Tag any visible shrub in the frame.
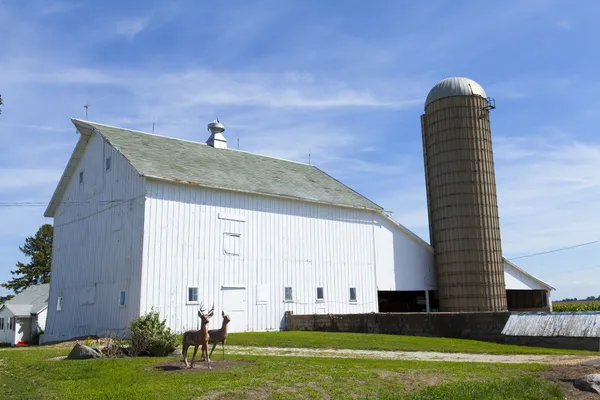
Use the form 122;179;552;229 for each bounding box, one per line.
30;330;43;346
128;309;178;357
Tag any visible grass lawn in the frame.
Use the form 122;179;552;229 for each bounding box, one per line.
0;346;564;400
225;331;597;355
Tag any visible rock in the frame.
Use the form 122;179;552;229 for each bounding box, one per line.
167;348;183;357
573;374;600;394
66;343;102;360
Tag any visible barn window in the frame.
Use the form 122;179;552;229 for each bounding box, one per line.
0;317;4;330
79;171;84;184
187;287;198;304
119;291;126;307
316;287;325;301
223;233;241;256
349;287;357;302
57;296;63;311
105;156;112;171
8;317;14;331
284;287;293;302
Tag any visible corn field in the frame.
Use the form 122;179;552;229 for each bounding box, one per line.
552;301;600;312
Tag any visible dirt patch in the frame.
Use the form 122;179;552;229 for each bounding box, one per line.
194;388;270;400
540;364;600;399
47;356;67;361
153;359;254;373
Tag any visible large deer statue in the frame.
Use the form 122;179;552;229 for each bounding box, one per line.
182;303;214;369
207;311;231;360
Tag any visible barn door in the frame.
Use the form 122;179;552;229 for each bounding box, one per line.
221;286;247;333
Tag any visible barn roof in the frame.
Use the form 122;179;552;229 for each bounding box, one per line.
0;284;49;317
44;119;382;217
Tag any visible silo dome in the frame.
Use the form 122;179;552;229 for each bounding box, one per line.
425;77;487;108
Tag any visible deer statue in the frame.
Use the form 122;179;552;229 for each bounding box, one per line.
182;302;214;369
206;311;231;360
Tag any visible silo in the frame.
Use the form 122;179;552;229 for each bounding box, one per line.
421;77;507;312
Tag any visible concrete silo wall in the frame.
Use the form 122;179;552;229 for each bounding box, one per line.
422;95;507;312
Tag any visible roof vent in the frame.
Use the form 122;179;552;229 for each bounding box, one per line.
206;119;227;149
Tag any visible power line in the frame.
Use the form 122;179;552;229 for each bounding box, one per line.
509;239;600;260
0;199;143;207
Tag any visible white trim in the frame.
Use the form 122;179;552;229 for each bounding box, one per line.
147;175;382;213
377;211;434;253
503;258;555;291
316;287;325;302
44;128;93;217
221;285;246;289
349;287;357;303
283;286;293;302
186;286;199;305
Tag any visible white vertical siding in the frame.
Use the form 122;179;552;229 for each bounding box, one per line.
503;261;549;290
43;132;146;342
0;308;14;344
374;215;437;291
140;181;379;333
36;308;48;333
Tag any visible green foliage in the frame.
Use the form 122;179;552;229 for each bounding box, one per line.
84;337;96;347
553;301;600;312
30;330;43;346
128;309;178;357
0;294;15;304
2;224;53;294
100;333;126;358
226;331;597;355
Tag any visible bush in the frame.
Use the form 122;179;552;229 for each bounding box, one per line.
30;330;43;345
128;309;178;357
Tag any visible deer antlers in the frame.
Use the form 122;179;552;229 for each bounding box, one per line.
198;302;215;317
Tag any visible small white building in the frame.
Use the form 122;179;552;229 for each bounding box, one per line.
0;284;49;345
41;119;553;342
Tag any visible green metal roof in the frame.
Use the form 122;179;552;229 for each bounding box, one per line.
70;119;382;211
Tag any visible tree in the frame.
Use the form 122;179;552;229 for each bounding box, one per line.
0;294;14;304
1;224;53;294
0;94;3;114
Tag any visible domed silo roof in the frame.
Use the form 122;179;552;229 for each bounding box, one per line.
425;77;487;108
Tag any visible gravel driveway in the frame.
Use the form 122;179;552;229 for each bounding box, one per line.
225;345;600;365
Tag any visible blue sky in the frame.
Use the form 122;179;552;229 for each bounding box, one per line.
1;0;599;301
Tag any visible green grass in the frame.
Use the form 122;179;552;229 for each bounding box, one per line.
0;346;563;400
225;331;597;355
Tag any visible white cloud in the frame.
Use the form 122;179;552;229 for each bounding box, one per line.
557;21;572;31
0;169;64;191
114;17;149;39
374;132;600;259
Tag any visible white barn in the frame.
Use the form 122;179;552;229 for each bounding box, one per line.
41;119;553;342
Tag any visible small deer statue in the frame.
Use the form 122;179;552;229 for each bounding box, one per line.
207;311;231;360
182;302;214;369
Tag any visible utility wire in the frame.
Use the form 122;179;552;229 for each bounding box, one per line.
508;239;600;260
0;199;143;207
